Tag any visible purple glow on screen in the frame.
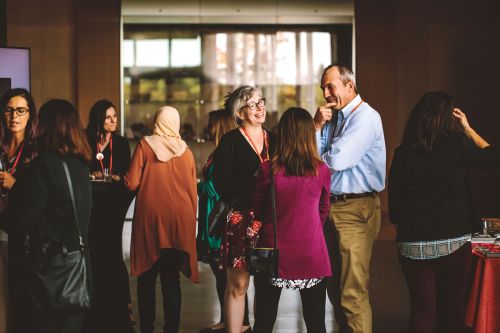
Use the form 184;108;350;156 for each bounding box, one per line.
0;48;30;91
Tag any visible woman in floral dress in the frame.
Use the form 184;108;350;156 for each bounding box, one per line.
213;86;275;333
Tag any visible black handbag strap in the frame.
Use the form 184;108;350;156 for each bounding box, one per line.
61;159;84;247
270;169;278;251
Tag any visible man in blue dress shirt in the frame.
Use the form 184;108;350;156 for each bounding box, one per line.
314;63;386;333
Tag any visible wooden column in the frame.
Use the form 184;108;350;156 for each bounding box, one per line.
0;0;6;47
76;0;121;127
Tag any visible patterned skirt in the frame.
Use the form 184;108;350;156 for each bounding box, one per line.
219;209;262;271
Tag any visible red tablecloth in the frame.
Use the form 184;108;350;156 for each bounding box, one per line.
466;251;500;333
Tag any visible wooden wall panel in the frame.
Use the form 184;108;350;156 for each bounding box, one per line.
6;0;120;127
76;0;121;127
357;0;500;219
0;0;6;46
355;0;397;220
6;0;76;107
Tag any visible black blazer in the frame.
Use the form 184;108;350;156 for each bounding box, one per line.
89;133;131;178
388;135;500;242
213;128;275;211
0;153;92;253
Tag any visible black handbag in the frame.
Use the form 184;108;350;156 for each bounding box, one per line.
21;159;91;317
248;171;279;278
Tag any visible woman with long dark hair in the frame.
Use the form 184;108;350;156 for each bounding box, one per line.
0;99;92;332
252;107;331;333
87;99;131;182
0;88;38;331
84;99;134;332
388;91;500;333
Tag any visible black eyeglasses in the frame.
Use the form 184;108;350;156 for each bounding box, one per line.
242;98;266;111
3;107;29;116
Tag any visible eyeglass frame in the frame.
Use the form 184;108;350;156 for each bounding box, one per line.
2;107;30;116
240;98;266;111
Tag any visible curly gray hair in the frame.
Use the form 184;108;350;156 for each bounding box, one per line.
224;85;262;126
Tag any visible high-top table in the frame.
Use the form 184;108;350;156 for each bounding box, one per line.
465;244;500;333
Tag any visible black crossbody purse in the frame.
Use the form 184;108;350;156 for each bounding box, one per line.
248;170;279;278
21;159;91;316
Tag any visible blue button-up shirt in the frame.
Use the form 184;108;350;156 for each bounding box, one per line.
316;94;386;195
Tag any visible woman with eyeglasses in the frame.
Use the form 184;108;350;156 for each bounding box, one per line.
0;88;38;332
84;100;134;332
213;86;275;333
0;99;92;333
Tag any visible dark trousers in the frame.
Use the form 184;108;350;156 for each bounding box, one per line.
137;249;184;333
323;219;349;332
399;243;472;333
208;259;250;325
253;275;327;333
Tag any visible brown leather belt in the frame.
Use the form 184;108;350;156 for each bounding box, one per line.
330;191;377;203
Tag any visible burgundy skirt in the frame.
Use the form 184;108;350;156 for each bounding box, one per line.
219;209;262;271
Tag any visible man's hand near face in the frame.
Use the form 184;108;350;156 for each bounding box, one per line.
314;102;336;131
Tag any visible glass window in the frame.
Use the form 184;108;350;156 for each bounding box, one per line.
312;32;332;78
123;40;134;68
123;26;350;175
136;40;169;67
171;37;201;68
275;32;297;85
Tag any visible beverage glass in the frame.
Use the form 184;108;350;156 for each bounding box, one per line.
482;220;491;236
103;168;112;182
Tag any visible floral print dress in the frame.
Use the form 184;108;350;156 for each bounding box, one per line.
219;209;262;270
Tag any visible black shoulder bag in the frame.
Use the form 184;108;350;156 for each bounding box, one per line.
21;159;91;316
248;170;279;278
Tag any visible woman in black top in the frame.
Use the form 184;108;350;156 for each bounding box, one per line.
0;88;37;190
0;88;38;330
388;91;500;333
198;109;252;333
0;99;92;333
213;86;275;333
84;99;134;332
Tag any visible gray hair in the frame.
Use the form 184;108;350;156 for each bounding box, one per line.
323;63;357;93
224;85;262;126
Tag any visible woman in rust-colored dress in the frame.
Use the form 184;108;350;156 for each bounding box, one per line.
125;106;198;333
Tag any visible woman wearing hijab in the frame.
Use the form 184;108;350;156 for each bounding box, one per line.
124;106;199;333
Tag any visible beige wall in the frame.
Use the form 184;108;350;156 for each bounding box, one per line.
356;0;500;218
6;0;120;126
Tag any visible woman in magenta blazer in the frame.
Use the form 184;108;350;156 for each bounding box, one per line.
253;107;332;333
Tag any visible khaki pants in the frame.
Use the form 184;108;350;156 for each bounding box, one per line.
329;195;381;333
0;240;8;333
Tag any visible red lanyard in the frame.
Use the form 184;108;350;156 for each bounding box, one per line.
8;142;24;174
241;127;269;163
97;136;113;173
333;99;364;137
